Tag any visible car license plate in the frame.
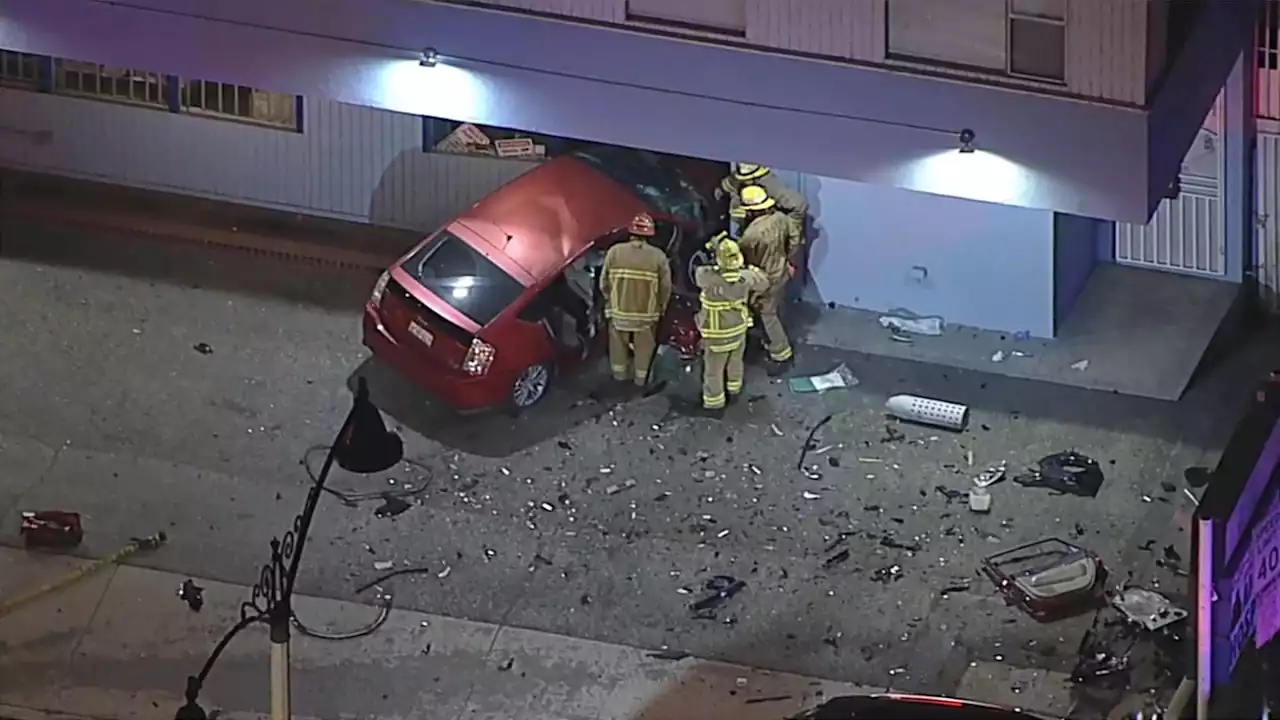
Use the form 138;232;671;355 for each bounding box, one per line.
408;322;434;347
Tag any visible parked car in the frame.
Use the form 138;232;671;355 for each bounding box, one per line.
792;693;1059;720
362;146;718;413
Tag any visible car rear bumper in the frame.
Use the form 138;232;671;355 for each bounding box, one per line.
362;304;506;412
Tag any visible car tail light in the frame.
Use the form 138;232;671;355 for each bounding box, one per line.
462;337;495;376
370;271;390;305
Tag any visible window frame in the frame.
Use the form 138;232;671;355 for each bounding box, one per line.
53;59;169;110
623;0;747;37
883;0;1067;86
0;50;44;90
179;78;302;132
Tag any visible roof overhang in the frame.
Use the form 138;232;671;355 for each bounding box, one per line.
0;0;1259;223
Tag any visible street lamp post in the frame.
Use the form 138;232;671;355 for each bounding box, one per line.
175;377;403;720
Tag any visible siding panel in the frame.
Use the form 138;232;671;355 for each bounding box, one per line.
469;0;623;22
745;0;881;62
0;93;534;234
1063;0;1145;104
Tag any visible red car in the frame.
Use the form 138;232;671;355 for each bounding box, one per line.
362;147;717;413
793;692;1060;720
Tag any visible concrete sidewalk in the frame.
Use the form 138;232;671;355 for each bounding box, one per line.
0;545;876;720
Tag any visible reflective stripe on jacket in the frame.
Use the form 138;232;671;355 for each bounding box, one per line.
601;239;672;331
695;265;769;352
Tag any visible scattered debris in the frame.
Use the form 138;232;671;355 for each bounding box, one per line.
1111;587;1187;632
1013;451;1105;498
19;510;84;549
647;649;691;661
982;537;1108;621
178;579;205;612
823;549;851;569
689;575;746;617
991;351;1006;363
878;313;943;337
1071;359;1090;372
880;423;906;444
604;479;637;495
968;488;993;513
192;342;214;355
797;414;834;472
373;560;394;571
497;657;515;671
939;581;972;597
374;492;412;518
870;564;903;584
973;461;1007;488
789;364;858;394
884;394;969;431
802;491;822;500
745;695;794;705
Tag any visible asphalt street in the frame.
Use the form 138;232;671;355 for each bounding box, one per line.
0;219;1269;705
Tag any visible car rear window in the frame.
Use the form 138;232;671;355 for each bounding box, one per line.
401;231;524;327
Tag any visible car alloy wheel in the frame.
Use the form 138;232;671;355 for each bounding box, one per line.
512;363;551;408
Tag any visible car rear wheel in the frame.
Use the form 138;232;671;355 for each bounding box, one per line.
508;362;553;414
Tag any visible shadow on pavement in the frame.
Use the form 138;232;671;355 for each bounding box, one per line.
348;358;621;458
1;218;376;313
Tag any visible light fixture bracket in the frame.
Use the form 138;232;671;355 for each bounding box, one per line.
958;128;976;154
420;47;438;67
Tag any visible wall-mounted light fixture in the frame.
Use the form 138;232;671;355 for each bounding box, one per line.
958;128;976;154
420;47;438;67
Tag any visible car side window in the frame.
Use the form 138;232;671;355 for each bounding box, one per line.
517;287;553;323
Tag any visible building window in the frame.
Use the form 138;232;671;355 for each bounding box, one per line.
54;59;167;107
625;0;746;35
886;0;1066;83
181;80;299;130
0;51;42;89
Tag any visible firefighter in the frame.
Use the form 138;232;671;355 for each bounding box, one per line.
720;163;807;243
600;212;673;390
736;184;796;375
688;238;769;418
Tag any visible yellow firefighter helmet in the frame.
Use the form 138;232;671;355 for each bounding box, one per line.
738;184;777;212
734;163;770;182
716;238;745;271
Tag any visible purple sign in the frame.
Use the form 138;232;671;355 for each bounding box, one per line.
1225;420;1280;564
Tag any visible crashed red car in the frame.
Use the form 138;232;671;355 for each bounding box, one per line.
362;146;717;413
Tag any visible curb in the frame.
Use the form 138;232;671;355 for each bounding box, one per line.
0;705;98;720
7;201;396;272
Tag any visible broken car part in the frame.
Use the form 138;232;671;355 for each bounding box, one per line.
884;395;969;431
797;414;834;472
179;579;206;612
689;575;746;615
1111;587;1188;632
982;537;1108;621
19;510;84;549
1013;451;1105;498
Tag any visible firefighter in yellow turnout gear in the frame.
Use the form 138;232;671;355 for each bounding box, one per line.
601;212;672;389
720;163;807;242
689;238;769;418
736;184;798;375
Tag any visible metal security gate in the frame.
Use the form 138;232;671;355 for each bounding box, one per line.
1114;179;1226;277
1115;95;1226;277
1256;132;1280;310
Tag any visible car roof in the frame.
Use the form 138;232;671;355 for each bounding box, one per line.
453;155;652;284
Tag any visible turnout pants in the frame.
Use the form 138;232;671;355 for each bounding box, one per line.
702;340;746;409
754;279;793;363
608;322;657;385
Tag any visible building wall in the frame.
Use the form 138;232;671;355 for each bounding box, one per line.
803;176;1056;337
0;92;533;233
457;0;1152;104
1052;212;1105;332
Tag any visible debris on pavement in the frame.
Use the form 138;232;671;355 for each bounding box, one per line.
973;461;1007;488
870;564;903;584
1013;451;1106;498
968;487;992;513
982;537;1108;621
373;560;394;571
689;575;746;618
19;510;84;549
1111;587;1187;632
788;364;858;393
797;413;833;473
744;695;794;705
178;579;205;612
497;657;515;671
604;479;637;495
374;492;412;518
647;649;691;661
884;394;969;431
1071;359;1090;372
823;549;851;569
878;312;943;337
192;342;213;355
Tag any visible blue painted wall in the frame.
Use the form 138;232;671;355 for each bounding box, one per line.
1053;213;1109;333
805;177;1055;338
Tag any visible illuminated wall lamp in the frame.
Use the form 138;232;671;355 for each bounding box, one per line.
958;128;976;154
420;47;438;67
